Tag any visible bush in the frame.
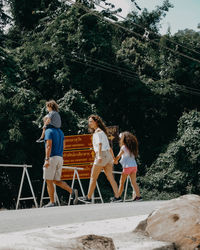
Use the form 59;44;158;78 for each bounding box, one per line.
140;110;200;197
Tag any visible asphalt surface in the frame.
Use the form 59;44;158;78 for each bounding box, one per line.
0;200;167;234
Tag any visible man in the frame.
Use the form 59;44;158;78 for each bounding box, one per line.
43;127;78;207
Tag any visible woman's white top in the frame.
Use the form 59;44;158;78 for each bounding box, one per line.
92;130;110;152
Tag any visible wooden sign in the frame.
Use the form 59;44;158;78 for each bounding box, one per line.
62;134;94;180
63;149;95;165
107;126;119;143
64;134;92;150
61;127;118;180
61;165;92;180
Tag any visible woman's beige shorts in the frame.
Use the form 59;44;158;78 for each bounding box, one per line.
94;150;113;166
43;156;63;180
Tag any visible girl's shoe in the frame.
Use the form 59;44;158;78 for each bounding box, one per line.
110;197;122;203
132;196;143;201
78;196;92;204
43;202;56;208
36;138;44;143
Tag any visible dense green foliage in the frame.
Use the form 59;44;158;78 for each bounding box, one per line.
0;0;200;208
140;110;200;200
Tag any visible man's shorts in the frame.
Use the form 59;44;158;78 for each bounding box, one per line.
43;156;63;180
93;150;113;166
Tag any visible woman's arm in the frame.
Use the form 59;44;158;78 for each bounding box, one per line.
98;143;102;159
97;143;103;164
109;147;115;159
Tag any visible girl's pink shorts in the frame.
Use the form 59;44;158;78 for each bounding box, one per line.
123;167;137;175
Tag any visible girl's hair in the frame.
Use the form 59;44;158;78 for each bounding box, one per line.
120;131;138;157
46;100;59;112
88;115;108;135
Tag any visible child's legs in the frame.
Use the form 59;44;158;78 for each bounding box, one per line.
129;172;140;197
40;127;46;139
40;125;55;139
118;173;128;197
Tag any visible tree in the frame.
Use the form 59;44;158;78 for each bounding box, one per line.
123;0;173;40
140;110;200;199
0;0;11;46
0;45;42;208
8;0;60;29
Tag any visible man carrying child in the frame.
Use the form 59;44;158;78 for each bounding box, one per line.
41;100;78;207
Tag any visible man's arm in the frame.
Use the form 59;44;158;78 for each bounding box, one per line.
44;139;52;168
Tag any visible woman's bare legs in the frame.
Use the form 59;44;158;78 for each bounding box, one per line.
104;163;119;198
87;164;103;199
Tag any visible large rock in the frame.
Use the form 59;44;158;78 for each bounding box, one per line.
66;234;116;250
134;194;200;250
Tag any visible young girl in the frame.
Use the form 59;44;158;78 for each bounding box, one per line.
36;100;61;143
114;131;142;201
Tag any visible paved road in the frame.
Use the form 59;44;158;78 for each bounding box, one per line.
0;201;167;234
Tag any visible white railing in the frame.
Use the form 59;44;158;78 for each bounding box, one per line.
0;164;38;209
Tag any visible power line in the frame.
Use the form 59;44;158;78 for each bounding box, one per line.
71;52;140;78
95;1;200;57
62;0;200;97
38;0;199;98
3;0;200;98
179;85;200;93
68;51;200;97
72;50;200;94
174;85;200;97
141;75;200;97
68;52;138;80
67;0;200;64
170;85;200;96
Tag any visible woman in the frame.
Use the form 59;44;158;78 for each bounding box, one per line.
79;115;121;203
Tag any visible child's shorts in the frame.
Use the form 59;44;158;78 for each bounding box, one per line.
123;166;137;175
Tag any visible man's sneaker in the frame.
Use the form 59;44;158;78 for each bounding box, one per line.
110;197;122;203
43;202;56;208
132;196;143;201
71;189;78;205
36;138;44;143
78;196;92;204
